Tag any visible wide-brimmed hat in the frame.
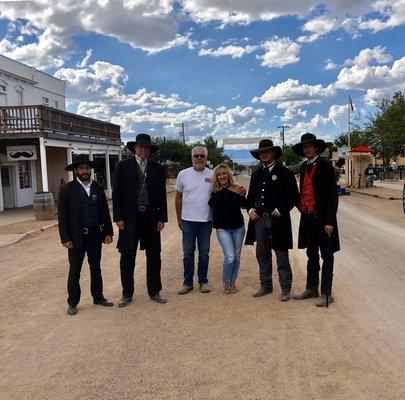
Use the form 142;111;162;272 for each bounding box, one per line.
65;154;98;171
126;133;159;154
250;139;282;160
292;132;327;157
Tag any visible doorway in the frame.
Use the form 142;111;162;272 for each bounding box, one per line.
1;166;15;208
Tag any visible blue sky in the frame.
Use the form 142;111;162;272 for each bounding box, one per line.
1;1;404;163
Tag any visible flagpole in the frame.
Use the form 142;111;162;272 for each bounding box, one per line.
348;96;352;186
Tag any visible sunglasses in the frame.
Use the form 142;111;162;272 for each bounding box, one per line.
193;154;206;159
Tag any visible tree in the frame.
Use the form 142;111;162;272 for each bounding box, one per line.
151;138;192;168
199;136;229;167
283;145;303;166
365;91;405;166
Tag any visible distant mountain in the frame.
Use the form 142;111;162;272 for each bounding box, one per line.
224;149;257;166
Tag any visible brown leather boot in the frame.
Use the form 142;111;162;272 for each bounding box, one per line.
229;281;237;294
223;282;231;294
292;289;319;300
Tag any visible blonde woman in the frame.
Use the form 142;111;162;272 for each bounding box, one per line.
208;164;247;294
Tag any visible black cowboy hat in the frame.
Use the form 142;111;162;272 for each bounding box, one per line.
292;132;327;157
126;133;159;154
250;139;282;160
65;154;98;171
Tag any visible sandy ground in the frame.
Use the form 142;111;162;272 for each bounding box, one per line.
0;178;404;400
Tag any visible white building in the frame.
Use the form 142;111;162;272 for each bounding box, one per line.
0;55;122;212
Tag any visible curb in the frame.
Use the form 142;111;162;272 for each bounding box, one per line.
349;189;402;200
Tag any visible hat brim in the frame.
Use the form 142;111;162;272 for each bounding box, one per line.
65;160;98;171
250;146;282;160
127;141;159;154
292;139;327;157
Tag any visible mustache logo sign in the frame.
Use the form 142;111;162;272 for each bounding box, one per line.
9;151;35;159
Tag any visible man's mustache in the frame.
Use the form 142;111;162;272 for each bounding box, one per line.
10;152;34;158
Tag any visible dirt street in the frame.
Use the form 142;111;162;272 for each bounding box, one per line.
1;178;404;400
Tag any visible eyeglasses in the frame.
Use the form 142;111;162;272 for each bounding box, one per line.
193;154;206;159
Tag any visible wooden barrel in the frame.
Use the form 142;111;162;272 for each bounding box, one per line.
33;192;55;221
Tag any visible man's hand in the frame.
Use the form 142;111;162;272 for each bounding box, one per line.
104;235;113;244
177;220;182;230
271;209;281;217
249;209;260;220
63;241;73;249
236;185;247;196
324;225;334;236
157;221;165;232
116;220;125;231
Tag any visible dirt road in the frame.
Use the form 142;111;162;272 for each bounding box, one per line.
1;180;404;400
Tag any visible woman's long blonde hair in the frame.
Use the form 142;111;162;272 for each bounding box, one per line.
211;164;235;193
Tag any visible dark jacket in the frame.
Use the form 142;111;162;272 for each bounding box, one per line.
245;162;299;250
112;157;167;253
297;157;340;253
58;180;113;248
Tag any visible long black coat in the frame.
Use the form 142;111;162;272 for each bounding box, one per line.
245;162;299;250
297;158;340;253
112;157;167;254
58;180;113;248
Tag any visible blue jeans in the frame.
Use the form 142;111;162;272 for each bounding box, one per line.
182;220;212;286
216;226;245;283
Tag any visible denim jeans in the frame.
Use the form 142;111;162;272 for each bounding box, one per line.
216;226;245;283
182;220;212;286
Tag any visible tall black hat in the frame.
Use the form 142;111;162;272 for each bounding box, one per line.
292;132;327;157
65;154;98;171
126;133;159;154
250;139;282;160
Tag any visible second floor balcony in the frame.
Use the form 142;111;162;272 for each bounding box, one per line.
0;105;121;144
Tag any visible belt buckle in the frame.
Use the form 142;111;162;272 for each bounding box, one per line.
263;212;270;219
99;224;104;232
138;205;146;212
83;227;89;235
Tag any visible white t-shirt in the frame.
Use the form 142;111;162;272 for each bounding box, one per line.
175;167;213;222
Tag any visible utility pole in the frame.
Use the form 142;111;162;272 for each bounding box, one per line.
277;125;290;165
179;122;186;144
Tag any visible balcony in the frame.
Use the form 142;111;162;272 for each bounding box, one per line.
0;105;121;144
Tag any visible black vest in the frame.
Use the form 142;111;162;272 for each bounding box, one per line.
79;184;101;228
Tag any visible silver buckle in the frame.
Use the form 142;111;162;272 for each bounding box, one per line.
263;213;270;219
83;228;89;235
99;224;104;232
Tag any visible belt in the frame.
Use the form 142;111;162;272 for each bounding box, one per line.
137;204;148;212
83;224;104;235
301;209;316;215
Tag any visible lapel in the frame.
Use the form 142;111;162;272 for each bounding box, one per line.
72;180;84;213
129;157;140;182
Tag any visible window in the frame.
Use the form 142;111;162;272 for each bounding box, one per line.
15;86;24;106
0;79;7;94
54;100;58;109
42;97;49;106
18;161;31;189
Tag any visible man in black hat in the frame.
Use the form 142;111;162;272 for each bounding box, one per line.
245;139;299;301
292;133;340;307
58;155;114;316
113;133;168;307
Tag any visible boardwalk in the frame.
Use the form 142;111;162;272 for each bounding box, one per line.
0;178;404;400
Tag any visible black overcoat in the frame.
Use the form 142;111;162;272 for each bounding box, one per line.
58;180;113;248
245;162;299;250
112;157;168;254
297;158;340;253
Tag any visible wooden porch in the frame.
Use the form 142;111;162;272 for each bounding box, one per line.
0;105;120;143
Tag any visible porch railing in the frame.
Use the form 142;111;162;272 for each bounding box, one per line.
0;105;120;142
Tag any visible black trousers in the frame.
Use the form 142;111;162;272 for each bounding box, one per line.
254;218;292;291
119;213;162;298
67;233;104;306
301;213;334;295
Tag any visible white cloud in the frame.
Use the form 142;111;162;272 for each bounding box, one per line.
253;78;336;109
298;15;340;43
281;108;307;122
199;44;258;59
257;37;301;68
77;49;93;68
344;46;392;67
324;59;338;70
328;104;349;127
358;0;405;32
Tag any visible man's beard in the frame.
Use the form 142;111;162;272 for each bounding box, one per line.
77;173;90;181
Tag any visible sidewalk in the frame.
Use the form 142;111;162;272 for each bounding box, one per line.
347;180;404;200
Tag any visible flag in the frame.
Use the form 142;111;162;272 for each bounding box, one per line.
349;96;354;111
